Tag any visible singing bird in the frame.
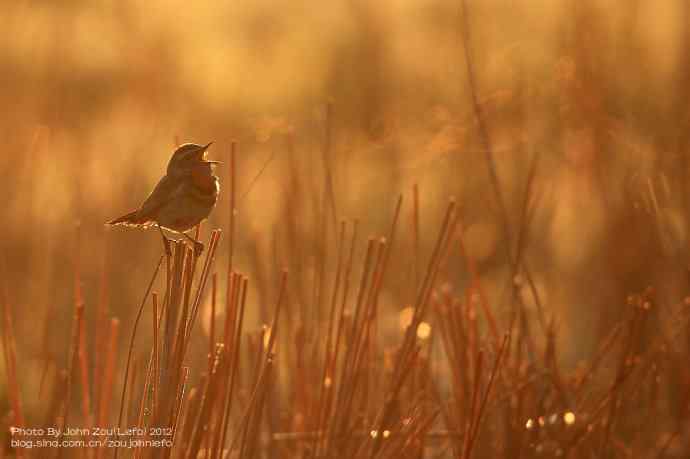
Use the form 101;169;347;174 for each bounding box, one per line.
107;142;220;255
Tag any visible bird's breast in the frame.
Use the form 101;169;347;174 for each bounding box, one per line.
190;170;219;196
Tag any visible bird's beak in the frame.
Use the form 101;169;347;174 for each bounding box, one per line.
205;160;222;166
197;142;215;161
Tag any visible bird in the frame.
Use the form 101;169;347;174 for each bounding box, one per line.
107;142;220;256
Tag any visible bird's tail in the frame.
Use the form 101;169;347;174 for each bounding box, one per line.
106;210;147;227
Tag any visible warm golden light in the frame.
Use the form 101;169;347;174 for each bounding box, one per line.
564;412;576;425
416;322;431;339
0;3;683;458
399;306;414;330
263;325;272;350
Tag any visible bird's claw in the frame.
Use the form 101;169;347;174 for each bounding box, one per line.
193;241;204;257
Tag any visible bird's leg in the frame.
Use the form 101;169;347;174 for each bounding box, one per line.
182;232;204;257
157;225;172;257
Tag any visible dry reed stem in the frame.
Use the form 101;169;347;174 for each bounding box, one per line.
228;141;236;276
185;229;222;347
216;276;248;458
327;238;376;450
394;200;457;382
229;271;286;457
96;318;119;459
218;275;248;454
223;272;238;348
412;184;420;293
125;356;140;430
456;234;500;352
1;258;25;458
210;273;217;371
463;333;510;459
229;343;272;454
459;0;512;257
312;220;346;448
56;302;84;459
77;307;91;427
134;350;155;459
185;345;226;459
152;293;161;423
171;366;192;453
461;349;483;459
322;102;337;226
314;220;359;457
95;235;115;394
113;255;163;459
364;200;457;457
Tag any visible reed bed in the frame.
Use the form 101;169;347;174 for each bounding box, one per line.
2;181;689;458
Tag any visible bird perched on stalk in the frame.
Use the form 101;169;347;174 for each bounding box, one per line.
107;142;220;256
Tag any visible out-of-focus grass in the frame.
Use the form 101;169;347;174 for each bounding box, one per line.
2;199;689;458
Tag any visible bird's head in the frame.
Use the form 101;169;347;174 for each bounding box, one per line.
167;142;220;176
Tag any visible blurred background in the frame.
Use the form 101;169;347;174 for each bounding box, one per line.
3;0;690;425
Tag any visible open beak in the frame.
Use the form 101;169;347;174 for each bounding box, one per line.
198;142;217;162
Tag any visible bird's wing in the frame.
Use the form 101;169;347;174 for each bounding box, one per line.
137;175;181;221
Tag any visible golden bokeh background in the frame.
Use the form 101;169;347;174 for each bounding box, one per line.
3;0;690;423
